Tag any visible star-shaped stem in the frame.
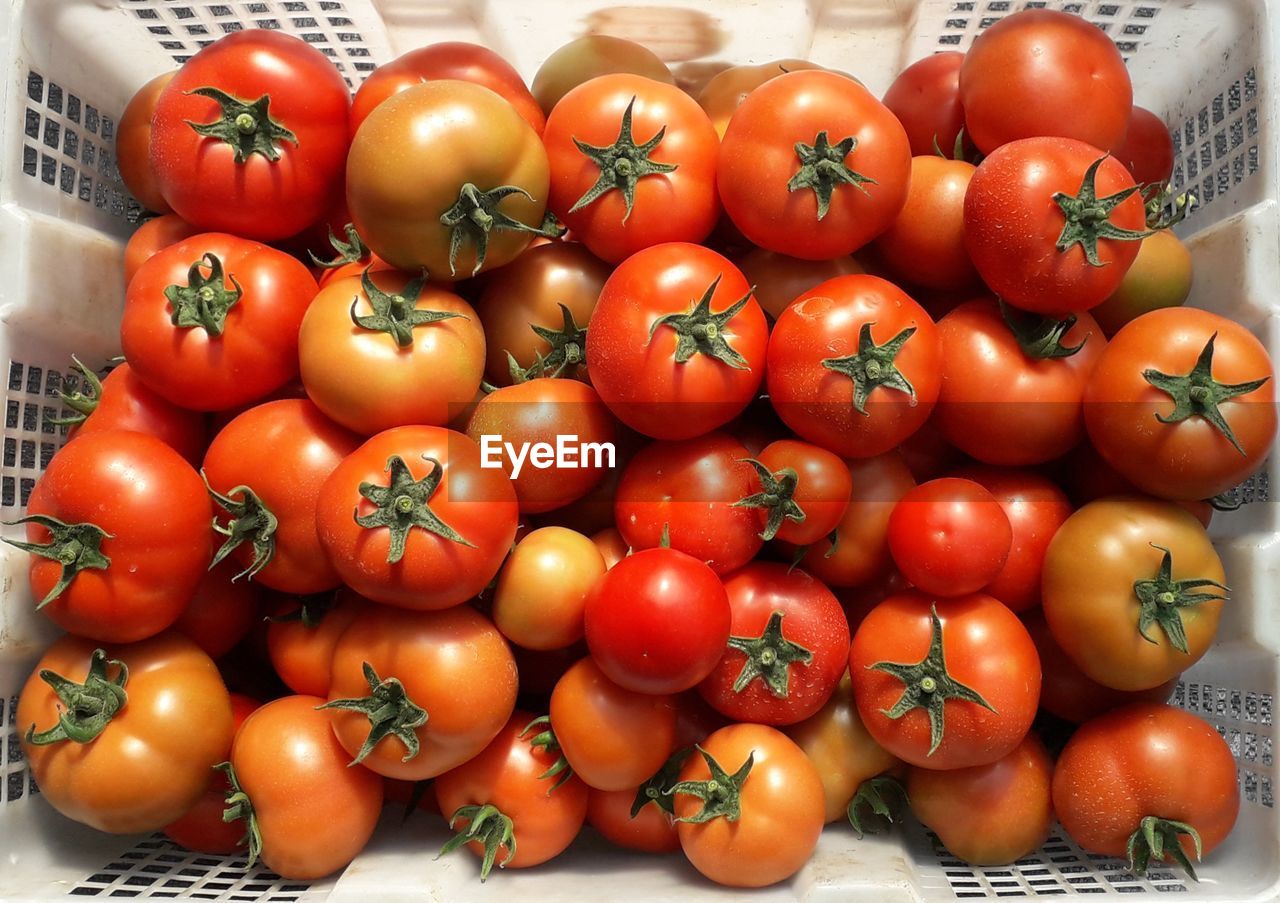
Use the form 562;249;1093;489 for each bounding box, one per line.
218;761;263;868
998;301;1087;360
631;746;693;817
647;277;755;370
45;356;102;427
354;455;476;564
1127;816;1203;880
1143;333;1270;455
733;458;806;541
866;605;996;757
847;775;908;838
667;745;755;824
821;322;918;415
184;86;298;164
317;661;428;765
204;474;278;582
350;268;464;348
569;96;678;222
1132;544;1228;654
440;183;547;277
2;513;112;608
724;609;813;698
438;803;516;882
507;303;588;383
787;130;876;220
309;222;371;270
1052;155;1155;265
519;715;575;794
164;253;243;338
24;648;128;745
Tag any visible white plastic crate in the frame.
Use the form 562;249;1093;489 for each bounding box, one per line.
0;1;1277;900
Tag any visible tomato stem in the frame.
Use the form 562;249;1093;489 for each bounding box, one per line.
184;86;297;164
204;474;278;582
506;303;589;383
631;746;693;817
1126;815;1203;880
1052;155;1154;266
667;745;754;823
733;458;806;541
354;455;476;563
438;803;516;882
439;183;549;277
218;761;264;868
265;590;339;628
646;276;755;370
998;301;1088;360
309;223;371;270
1132;543;1228;654
24;648;128;745
349;267;465;348
724;609;813;698
847;774;907;838
317;661;429;764
821;322;918;414
787;130;876;220
45;356;103;427
568;96;678;223
519;715;575;794
164;253;243;338
1;513;113;608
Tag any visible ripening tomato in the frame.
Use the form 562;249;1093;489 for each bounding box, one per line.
1091;229;1192;337
123;214;202;286
698;59;824;138
492;527;606;650
1114;106;1175;187
172;562;261;660
736;440;852;545
718;70;911;259
591;527;629;570
873;157;979;291
266;589;366;696
882;52;967;158
735;248;863;320
150;31;350;240
767;275;942;457
587;786;680;853
117;72;175;214
121;233;318;411
850;590;1040;769
1083;308;1275;501
18;633;233;833
532;36;674;115
888;478;1012;596
959;9;1132;153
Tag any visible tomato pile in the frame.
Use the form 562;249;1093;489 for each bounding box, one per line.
11;10;1273;889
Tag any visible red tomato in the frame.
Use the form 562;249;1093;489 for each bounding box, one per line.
590;527;629;570
767;275;942;457
544;74;720;263
737;439;852;545
124;214;201;286
1114;105;1175;187
850;590;1040;769
734;248;863;320
964;137;1150;314
265;589;365;696
584;547;731;694
718;70;911;259
587;242;766;440
118;72;175;214
897;413;968;481
873;156;978;291
888;478;1012;596
882;52;967;158
613;432;762;574
172;562;262;660
150;32;350;240
698;562;850;725
587;787;680;853
350;43;544;138
7;430;211;642
121;233;318;411
959;9;1132;153
316;425;518;610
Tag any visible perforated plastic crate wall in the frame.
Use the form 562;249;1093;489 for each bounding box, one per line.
1;2;1278;901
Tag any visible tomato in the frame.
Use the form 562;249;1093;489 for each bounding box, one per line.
121;233;318;411
1057;442;1214;527
316;425;518;610
492;527;606;650
737;439;851;545
908;734;1053;865
548;657;678;791
587;786;680;853
614;432;762;573
882;52;967;158
435;711;589;879
888;478;1012;596
850;590;1040;769
718;70;911;259
587;243;766;439
1091;229;1192;336
473;241;608;387
323;603;517;780
1023;611;1175;723
151;32;349;240
936;298;1106;464
163;693;259;853
299;270;485;435
172;562;261;660
897;413;968;481
948;466;1073;613
671;723;824;887
1083;307;1275;500
1052;703;1239;876
698;60;824;139
785;675;898;822
964;137;1150;314
1114;106;1175;187
531;36;674;114
266;589;365;696
959;9;1132;154
590;527;629;569
735;248;863;320
5;430;211;642
124;214;202;287
18;632;233;833
544;74;720;263
767;275;942;457
347;81;549;279
465;378;617;513
117;72;175;214
584;547;731;694
873;157;978;291
1042;497;1225;692
351;43;544;138
697;563;848;725
227;695;383;879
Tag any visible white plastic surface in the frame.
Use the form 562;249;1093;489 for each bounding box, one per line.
0;1;1277;900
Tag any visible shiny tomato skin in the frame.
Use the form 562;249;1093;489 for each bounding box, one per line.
698;60;824;139
850;590;1041;769
151;31;350;240
22;430;212;643
887;478;1013;597
1114;106;1175;187
350;42;544;138
124;214;202;287
746;439;852;546
118;72;175;214
735;248;863;320
532;36;674;115
18;632;234;833
587;243;767;440
493;526;606;650
64;362;207;465
266;589;366;696
172;562;262;660
584;547;731;695
588;787;680;853
882;52;967;157
230;695;384;879
959;9;1132;153
874;156;978;291
545;74;720;263
590;527;629;570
